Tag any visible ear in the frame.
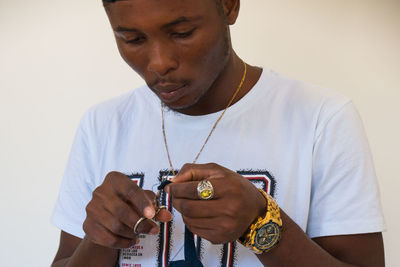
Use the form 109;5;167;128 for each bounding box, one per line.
221;0;240;25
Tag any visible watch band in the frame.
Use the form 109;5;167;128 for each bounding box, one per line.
238;189;282;254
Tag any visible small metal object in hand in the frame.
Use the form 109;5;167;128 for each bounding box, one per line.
197;180;214;200
155;178;172;215
134;217;147;234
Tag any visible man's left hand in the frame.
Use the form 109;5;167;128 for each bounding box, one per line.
165;163;266;244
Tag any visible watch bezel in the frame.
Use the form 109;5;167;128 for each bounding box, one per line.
254;220;281;252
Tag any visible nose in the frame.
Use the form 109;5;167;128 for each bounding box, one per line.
147;41;178;77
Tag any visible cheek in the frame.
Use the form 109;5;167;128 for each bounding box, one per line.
116;41;147;77
179;29;228;77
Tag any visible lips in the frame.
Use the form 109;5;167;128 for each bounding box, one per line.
153;83;186;103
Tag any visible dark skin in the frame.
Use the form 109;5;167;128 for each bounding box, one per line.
52;0;385;266
167;163;385;267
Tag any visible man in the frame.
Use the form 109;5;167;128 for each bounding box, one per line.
51;0;385;266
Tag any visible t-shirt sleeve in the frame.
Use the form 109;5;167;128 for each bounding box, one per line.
307;101;385;238
50;111;98;239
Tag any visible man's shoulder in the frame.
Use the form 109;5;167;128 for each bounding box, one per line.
266;70;349;106
263;70;352;120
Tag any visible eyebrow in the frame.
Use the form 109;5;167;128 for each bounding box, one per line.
115;26;140;33
161;16;202;29
114;16;203;33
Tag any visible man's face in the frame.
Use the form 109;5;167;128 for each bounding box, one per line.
105;0;231;111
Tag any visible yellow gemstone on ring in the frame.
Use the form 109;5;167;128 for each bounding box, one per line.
200;189;212;199
197;180;214;200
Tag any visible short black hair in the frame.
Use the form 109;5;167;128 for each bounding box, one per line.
103;0;221;2
102;0;225;19
103;0;223;10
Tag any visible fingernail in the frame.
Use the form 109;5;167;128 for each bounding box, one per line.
144;207;155;218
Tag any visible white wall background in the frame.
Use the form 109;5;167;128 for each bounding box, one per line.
0;0;399;266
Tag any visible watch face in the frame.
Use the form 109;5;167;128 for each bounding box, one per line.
254;221;281;251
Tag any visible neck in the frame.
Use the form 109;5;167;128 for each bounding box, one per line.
173;53;262;116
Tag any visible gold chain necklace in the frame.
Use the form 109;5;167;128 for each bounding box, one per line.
161;62;247;177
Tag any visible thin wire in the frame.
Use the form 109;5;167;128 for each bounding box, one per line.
161;106;176;176
161;62;247;177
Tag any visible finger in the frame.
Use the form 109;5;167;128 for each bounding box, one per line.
183;216;243;241
167;181;198;199
143;190;173;222
171;163;223;183
183;226;224;245
87;197;141;238
102;194;142;230
183;217;236;245
154;208;173;222
135;218;160;235
142;190;160;213
182;216;216;231
103;201;161;236
107;172;155;218
107;190;160;235
98;209;137;239
84;217;136;249
173;198;229;218
167;177;224;200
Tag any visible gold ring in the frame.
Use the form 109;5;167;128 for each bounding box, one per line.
197;180;214;200
133;217;146;234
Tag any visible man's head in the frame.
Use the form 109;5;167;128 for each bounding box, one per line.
104;0;240;113
104;0;225;19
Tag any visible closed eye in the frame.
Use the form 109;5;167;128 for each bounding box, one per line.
125;36;146;44
171;29;196;39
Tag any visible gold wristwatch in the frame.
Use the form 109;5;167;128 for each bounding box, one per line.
238;189;282;254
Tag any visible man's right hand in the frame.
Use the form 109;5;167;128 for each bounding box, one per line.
83;171;172;249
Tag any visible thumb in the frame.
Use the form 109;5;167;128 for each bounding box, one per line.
172;163;218;183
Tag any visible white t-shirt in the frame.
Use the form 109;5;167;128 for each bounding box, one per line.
51;70;385;267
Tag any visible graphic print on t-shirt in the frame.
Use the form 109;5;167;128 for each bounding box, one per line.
119;173;145;265
119;170;276;267
156;170;175;267
127;173;144;188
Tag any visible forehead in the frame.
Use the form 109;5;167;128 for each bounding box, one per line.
105;0;217;28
